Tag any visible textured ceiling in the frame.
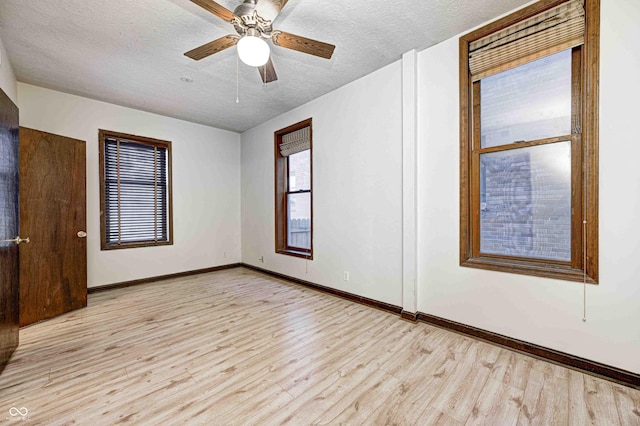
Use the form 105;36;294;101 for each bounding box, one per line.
0;0;530;133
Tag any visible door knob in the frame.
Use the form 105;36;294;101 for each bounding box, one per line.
2;236;30;245
77;231;87;238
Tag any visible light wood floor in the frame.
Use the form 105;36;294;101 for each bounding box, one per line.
1;267;639;425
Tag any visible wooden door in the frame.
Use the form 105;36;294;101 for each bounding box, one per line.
19;127;87;327
0;89;19;373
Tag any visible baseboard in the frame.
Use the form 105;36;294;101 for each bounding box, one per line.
242;264;639;389
87;261;640;389
401;310;418;322
88;263;242;294
241;263;403;315
417;312;640;389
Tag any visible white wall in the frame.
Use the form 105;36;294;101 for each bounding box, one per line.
417;0;640;373
241;0;639;374
241;61;404;306
0;35;17;104
18;83;241;288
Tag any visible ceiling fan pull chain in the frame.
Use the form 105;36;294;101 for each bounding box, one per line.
236;53;240;104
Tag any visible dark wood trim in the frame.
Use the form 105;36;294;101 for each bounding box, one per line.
417;312;639;389
274;128;287;254
87;263;241;294
570;44;583;271
459;35;472;266
478;251;571;267
461;257;596;284
401;310;418;322
241;263;402;315
98;129;172;148
583;0;599;283
275;249;312;260
477;135;574;154
274;118;314;259
470;81;481;257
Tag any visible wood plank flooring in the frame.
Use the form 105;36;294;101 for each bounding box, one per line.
1;267;639;425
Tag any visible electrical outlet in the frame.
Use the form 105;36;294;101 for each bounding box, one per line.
259;256;264;263
343;271;350;281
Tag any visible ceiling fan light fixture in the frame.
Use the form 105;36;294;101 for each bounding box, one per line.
237;33;270;67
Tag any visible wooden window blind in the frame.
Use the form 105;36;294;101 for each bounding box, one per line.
279;126;311;157
99;130;173;249
469;0;585;80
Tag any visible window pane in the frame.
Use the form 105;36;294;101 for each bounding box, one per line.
288;149;311;191
480;141;571;261
480;50;572;148
287;192;311;250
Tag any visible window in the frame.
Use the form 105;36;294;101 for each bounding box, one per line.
99;130;173;250
459;0;599;283
274;119;313;258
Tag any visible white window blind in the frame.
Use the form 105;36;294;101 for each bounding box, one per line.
279;126;310;157
469;0;585;80
104;138;169;246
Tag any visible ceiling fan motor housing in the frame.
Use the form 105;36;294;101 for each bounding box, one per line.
233;0;275;36
233;0;257;18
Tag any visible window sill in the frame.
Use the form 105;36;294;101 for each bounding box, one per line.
461;256;597;284
101;240;173;250
276;249;313;260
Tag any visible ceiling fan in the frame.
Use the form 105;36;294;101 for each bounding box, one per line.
185;0;336;84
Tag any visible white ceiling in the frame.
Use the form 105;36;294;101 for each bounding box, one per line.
0;0;530;133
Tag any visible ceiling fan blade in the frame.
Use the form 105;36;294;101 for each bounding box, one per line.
255;0;289;23
258;57;278;84
184;35;238;60
272;31;335;60
190;0;237;22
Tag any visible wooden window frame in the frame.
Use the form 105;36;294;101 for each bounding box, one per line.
459;0;599;283
99;129;174;250
274;118;313;259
